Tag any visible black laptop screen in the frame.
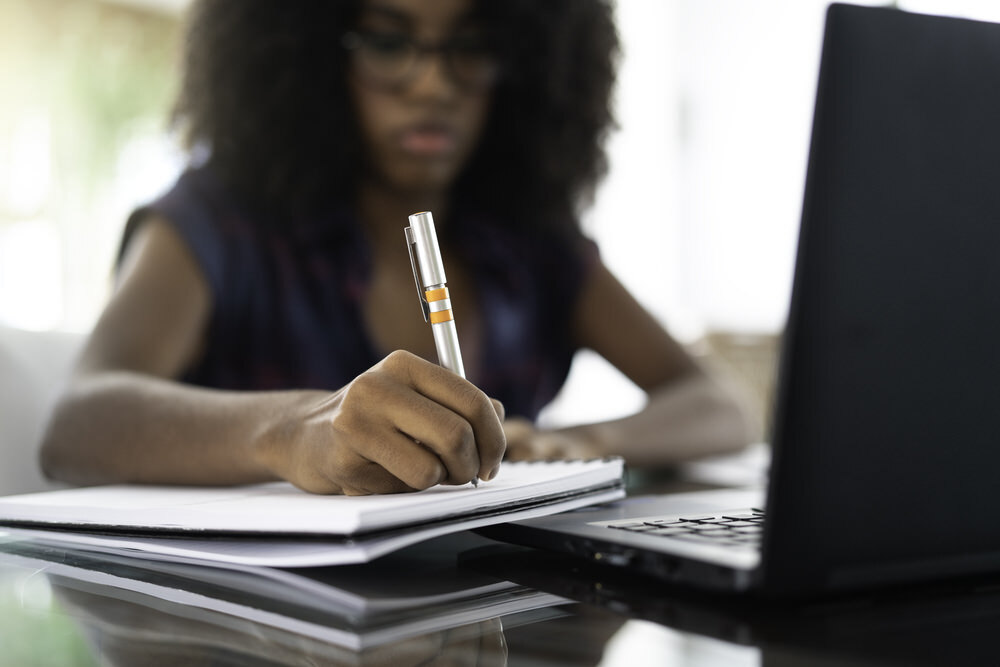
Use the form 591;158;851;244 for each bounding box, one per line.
763;3;1000;594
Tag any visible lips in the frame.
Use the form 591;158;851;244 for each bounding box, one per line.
398;123;458;157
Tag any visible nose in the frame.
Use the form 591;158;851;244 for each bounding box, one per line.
407;51;458;99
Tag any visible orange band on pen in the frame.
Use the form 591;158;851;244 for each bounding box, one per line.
425;287;449;302
429;310;454;324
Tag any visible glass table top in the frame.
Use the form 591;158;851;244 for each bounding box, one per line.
3;527;999;667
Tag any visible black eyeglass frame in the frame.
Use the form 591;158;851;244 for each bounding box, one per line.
341;29;502;93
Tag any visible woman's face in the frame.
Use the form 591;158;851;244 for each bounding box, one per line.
347;0;496;199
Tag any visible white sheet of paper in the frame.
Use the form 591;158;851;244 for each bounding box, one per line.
0;459;625;566
0;459;621;534
0;486;623;567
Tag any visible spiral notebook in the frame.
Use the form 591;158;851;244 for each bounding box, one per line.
0;459;624;567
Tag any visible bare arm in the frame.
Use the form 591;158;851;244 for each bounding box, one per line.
40;218;504;494
504;259;752;465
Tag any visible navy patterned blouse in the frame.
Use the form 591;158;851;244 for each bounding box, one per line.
121;166;595;420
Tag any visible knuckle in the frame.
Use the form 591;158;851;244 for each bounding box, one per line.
441;417;475;453
337;374;389;420
381;349;415;374
329;403;365;438
294;471;337;495
327;444;357;471
411;464;444;490
458;384;494;423
336;387;363;417
344;370;379;399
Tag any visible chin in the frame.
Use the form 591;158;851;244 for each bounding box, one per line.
387;166;459;196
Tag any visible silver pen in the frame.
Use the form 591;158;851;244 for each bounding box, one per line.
405;211;477;487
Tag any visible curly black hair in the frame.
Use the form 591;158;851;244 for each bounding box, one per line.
172;1;619;235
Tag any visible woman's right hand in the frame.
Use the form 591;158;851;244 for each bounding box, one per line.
43;219;505;494
258;350;506;495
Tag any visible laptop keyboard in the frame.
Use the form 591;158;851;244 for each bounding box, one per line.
602;508;765;549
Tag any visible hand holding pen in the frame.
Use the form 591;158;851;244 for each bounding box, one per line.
252;213;504;495
263;351;505;495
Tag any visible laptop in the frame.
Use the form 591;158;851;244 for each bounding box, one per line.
481;3;1000;597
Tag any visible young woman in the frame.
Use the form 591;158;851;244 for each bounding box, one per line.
40;0;750;495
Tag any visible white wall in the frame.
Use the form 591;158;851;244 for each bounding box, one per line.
542;0;839;425
541;0;1000;427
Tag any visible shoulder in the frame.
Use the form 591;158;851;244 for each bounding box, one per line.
117;165;264;298
118;165;248;261
87;214;211;377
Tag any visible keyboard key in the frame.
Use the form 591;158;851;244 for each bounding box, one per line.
695;529;734;537
613;524;660;532
669;533;720;542
601;508;767;552
671;533;741;545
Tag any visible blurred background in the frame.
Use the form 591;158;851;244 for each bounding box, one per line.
2;0;999;437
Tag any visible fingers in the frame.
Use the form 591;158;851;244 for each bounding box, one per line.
394;400;479;485
376;351;507;483
355;431;451;492
501;417;537;462
502;417;602;462
322;351;506;492
325;382;450;491
339;458;425;496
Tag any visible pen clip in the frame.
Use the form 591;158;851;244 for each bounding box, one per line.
405;226;430;322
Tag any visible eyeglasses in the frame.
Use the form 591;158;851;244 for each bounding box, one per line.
342;29;500;93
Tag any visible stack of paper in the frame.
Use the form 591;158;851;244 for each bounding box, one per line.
0;458;624;566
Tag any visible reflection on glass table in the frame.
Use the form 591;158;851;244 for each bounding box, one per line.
0;532;560;666
465;543;1000;667
6;527;999;666
0;529;761;667
50;582;512;667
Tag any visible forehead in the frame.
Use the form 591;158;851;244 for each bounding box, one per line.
358;0;481;32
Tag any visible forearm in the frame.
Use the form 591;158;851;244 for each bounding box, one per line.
40;351;506;495
39;371;315;486
558;372;754;466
